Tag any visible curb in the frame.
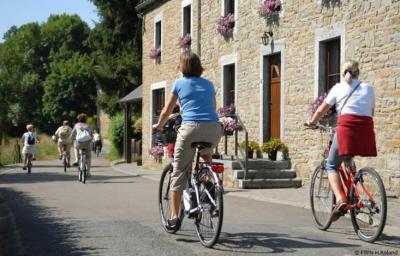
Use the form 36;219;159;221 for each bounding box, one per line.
110;160;141;178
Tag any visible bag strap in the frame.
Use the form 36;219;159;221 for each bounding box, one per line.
340;82;361;115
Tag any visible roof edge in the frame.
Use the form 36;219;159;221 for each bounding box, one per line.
136;0;166;14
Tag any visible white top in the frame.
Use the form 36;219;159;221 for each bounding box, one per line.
324;79;375;117
93;133;101;141
22;132;37;146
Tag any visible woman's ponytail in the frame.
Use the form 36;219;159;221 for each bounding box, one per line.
342;60;359;85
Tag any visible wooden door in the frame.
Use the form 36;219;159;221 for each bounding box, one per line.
269;55;281;139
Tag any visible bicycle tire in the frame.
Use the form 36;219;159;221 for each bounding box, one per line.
27;161;32;174
158;163;184;234
63;156;67;173
310;165;334;230
82;154;86;184
350;167;387;243
195;169;224;248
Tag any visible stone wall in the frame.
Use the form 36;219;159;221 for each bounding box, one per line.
140;0;400;196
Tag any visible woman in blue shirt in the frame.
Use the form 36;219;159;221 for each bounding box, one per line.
154;51;222;229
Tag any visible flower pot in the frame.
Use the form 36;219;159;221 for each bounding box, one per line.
247;149;254;159
268;150;278;161
256;151;263;159
224;130;234;136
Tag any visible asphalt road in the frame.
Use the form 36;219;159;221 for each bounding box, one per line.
0;157;398;256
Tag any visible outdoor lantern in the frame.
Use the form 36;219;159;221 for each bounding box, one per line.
261;31;273;45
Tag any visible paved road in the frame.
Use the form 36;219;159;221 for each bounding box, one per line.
0;157;398;256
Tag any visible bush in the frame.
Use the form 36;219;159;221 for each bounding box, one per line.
109;113;124;155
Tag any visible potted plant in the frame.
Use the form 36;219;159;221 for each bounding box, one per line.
255;145;263;159
262;138;285;161
149;48;161;60
310;93;336;126
216;13;235;37
219;116;241;136
149;144;164;162
240;141;258;159
178;34;191;49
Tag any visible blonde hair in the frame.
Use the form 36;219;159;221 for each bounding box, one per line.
26;124;34;131
342;60;359;85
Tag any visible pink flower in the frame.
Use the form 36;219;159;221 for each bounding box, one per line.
260;0;282;17
149;48;161;59
217;13;235;37
179;34;191;49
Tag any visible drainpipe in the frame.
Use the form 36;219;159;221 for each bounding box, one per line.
197;0;201;57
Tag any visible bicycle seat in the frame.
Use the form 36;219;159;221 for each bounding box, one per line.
191;142;212;149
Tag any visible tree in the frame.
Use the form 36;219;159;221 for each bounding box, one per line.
42;53;97;125
89;0;142;116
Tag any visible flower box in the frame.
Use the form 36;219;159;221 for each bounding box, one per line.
149;48;161;60
217;13;235;37
179;34;191;49
260;0;282;18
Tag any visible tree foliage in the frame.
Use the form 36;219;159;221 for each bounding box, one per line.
0;15;96;135
89;0;142;116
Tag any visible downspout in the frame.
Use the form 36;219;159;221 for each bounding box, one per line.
197;0;201;57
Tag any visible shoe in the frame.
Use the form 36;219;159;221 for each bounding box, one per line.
166;218;181;230
331;200;348;222
22;166;27;170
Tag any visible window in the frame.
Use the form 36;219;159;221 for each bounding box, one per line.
325;38;340;92
152;88;165;124
224;0;235;15
183;5;191;35
155;21;162;49
223;64;235;106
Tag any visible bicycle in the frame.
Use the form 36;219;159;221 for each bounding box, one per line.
93;140;102;157
307;123;387;243
61;144;69;172
158;142;225;248
26;153;33;174
78;149;88;184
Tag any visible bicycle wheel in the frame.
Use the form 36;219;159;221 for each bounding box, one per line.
195;169;224;248
158;163;184;234
82;155;86;184
27;161;32;174
350;167;387;242
310;165;335;230
63;156;67;173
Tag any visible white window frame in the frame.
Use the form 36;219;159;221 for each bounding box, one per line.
221;0;239;35
259;39;286;141
181;0;192;36
220;53;237;108
154;13;163;62
149;81;167;144
314;22;345;98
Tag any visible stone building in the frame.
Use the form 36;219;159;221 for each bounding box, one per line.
136;0;400;196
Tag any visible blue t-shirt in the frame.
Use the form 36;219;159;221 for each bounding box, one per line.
171;77;218;122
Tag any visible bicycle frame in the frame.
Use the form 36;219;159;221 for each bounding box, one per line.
320;125;378;212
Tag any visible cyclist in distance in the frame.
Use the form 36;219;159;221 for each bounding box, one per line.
21;124;39;170
71;113;93;176
54;120;72;165
153;51;223;229
92;129;102;155
307;60;377;221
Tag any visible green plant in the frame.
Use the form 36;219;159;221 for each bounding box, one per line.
109;113;124;155
261;138;286;154
240;141;259;151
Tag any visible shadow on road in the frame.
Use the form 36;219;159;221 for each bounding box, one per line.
0;171;136;184
0;188;106;256
216;232;358;254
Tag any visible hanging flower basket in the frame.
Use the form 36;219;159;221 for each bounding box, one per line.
259;0;282;18
216;13;235;37
310;93;337;125
178;34;191;49
150;145;164;162
149;48;161;60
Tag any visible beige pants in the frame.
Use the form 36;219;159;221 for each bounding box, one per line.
170;122;223;191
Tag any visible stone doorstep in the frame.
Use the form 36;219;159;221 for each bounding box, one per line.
216;159;292;170
234;169;297;179
239;178;303;189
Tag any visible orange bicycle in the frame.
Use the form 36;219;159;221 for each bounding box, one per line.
307;124;387;243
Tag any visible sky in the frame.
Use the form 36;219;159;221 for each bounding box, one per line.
0;0;100;41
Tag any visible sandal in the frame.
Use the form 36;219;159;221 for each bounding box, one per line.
331;200;348;222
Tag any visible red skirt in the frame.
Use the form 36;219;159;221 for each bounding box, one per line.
337;114;377;157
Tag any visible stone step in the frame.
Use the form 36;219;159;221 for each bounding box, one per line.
238;178;302;189
231;159;291;170
234;169;297;179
